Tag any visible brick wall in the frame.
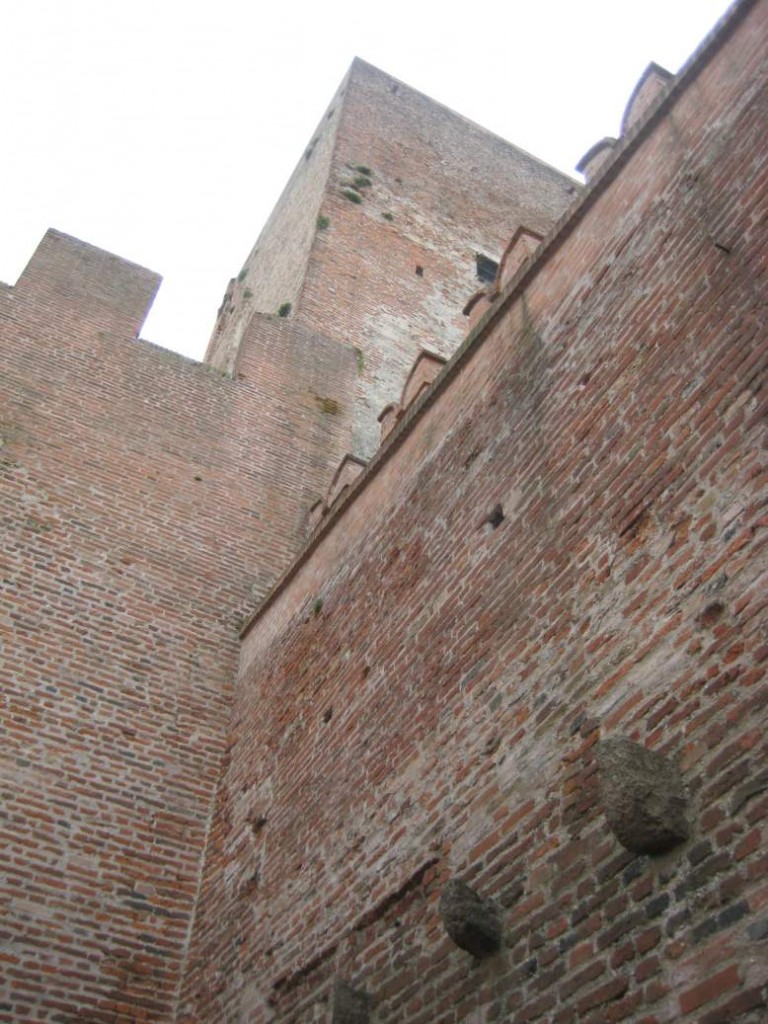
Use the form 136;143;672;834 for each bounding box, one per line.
0;233;355;1022
180;1;768;1020
296;60;578;458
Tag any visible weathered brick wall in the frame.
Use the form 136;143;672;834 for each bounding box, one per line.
181;2;768;1020
297;60;578;459
0;233;356;1022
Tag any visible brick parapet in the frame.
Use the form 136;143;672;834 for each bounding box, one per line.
13;228;162;339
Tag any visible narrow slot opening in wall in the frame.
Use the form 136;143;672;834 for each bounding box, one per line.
476;253;499;284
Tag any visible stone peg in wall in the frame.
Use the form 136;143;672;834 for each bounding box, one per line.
439;879;503;957
330;979;371;1024
596;737;690;854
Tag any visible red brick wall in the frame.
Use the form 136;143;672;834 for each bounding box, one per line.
296;60;578;459
0;234;355;1022
180;2;768;1020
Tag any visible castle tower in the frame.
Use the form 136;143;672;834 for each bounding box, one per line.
206;59;577;458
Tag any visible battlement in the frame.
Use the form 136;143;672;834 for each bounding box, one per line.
11;228;162;338
192;5;768;1020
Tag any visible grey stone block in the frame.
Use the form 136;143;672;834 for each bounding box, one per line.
439;878;503;957
331;979;371;1024
596;736;689;854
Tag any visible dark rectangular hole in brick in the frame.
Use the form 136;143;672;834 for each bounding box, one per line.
476;253;499;284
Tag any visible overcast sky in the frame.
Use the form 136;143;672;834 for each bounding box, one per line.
2;0;734;360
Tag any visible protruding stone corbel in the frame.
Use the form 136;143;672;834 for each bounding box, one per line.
439;878;502;957
330;979;371;1024
596;736;690;854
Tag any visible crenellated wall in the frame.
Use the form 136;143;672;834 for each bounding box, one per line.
180;1;768;1020
0;233;355;1023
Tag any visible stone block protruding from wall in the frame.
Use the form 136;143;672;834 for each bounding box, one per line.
330;979;371;1024
184;4;768;1018
439;879;503;957
596;737;690;854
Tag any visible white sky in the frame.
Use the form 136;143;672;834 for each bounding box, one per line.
2;0;734;360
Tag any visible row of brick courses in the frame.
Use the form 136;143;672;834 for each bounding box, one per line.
181;1;767;1020
1;236;355;1020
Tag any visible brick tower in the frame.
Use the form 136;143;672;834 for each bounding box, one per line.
206;58;576;458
